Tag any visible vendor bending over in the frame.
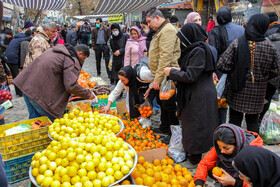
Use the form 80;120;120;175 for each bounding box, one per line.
103;65;154;118
194;124;263;187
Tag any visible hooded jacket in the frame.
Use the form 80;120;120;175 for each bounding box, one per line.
5;33;26;65
13;44;92;119
194;124;263;187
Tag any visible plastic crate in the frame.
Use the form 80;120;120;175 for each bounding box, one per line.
92;99;116;108
4;153;35;184
0;116;51;160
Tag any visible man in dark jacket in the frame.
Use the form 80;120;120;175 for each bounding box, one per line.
13;44;95;121
80;22;91;45
91;17;111;77
5;32;26;96
66;23;78;46
61;25;68;40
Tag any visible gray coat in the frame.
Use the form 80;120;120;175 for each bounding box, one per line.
169;47;218;154
267;33;280;90
66;29;77;47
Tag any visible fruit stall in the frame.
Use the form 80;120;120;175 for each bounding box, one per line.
0;70;199;187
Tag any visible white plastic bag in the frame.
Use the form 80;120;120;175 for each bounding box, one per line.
168;125;186;163
139;117;151;128
216;74;227;99
139;66;154;81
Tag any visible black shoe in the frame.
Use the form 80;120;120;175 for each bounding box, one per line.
161;135;171;144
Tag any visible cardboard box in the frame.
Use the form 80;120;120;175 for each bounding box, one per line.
137;148;167;163
116;100;127;114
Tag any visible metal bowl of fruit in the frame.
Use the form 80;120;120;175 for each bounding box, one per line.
29;142;137;187
48;113;124;141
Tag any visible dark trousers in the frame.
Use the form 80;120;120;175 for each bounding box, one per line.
155;90;179;132
81;35;89;45
259;83;277;122
229;108;259;133
218;108;227;125
94;44;110;77
7;63;22;96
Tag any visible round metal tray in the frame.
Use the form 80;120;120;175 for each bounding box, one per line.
48;113;124;141
29;142;137;187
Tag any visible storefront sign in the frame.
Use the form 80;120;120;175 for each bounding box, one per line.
108;14;123;24
3;8;13;21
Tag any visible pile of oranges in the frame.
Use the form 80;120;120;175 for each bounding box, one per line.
160;89;176;100
138;106;154;118
132;156;195;187
97;109;168;153
78;70;96;89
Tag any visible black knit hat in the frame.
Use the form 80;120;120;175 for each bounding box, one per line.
170;15;179;23
4;29;13;36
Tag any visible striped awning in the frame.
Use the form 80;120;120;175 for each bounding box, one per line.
93;0;168;14
1;0;66;10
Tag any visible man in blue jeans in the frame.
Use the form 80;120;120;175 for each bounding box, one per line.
0;154;8;186
13;44;95;122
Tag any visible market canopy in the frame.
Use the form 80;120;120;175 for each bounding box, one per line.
0;0;66;10
93;0;168;14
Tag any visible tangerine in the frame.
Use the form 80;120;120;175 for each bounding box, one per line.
161;159;168;165
135;177;144;185
153;159;161;166
138;156;145;164
212;167;222;177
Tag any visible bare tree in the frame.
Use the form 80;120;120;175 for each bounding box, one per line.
63;0;99;17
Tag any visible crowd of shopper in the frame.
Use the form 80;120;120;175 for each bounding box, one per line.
0;7;279;186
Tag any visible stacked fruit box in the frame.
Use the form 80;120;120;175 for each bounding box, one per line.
0;116;51;184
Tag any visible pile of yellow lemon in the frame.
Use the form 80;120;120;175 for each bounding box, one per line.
48;111;121;141
31;132;136;187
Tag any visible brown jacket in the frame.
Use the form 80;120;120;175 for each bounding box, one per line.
13;45;92;118
91;25;111;46
149;20;180;84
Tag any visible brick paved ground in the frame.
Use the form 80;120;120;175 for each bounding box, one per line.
8;49;280;187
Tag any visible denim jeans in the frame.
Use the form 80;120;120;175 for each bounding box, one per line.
0;154;8;187
23;94;55;122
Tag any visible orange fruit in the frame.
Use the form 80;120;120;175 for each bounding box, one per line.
138;156;145;164
132;170;142;179
153;159;161;166
179;178;188;186
221;173;226;178
154;172;162;181
135;177;144;185
138;166;146;174
185;174;192;182
143;161;150;169
176;171;183;176
162;174;170;184
143;176;155;186
167;159;174;166
174;164;182;172
164;168;172;175
161;182;168;187
146;168;154;177
161;159;168;165
121;180;131;184
171;178;179;185
152;184;158;187
212;167;222;177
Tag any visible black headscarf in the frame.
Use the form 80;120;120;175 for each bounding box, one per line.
176;23;216;111
217;6;232;25
234;146;280;187
231;14;270;91
111;23;123;40
119;66;140;118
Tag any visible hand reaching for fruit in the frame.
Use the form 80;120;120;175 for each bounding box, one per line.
213;168;236;186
